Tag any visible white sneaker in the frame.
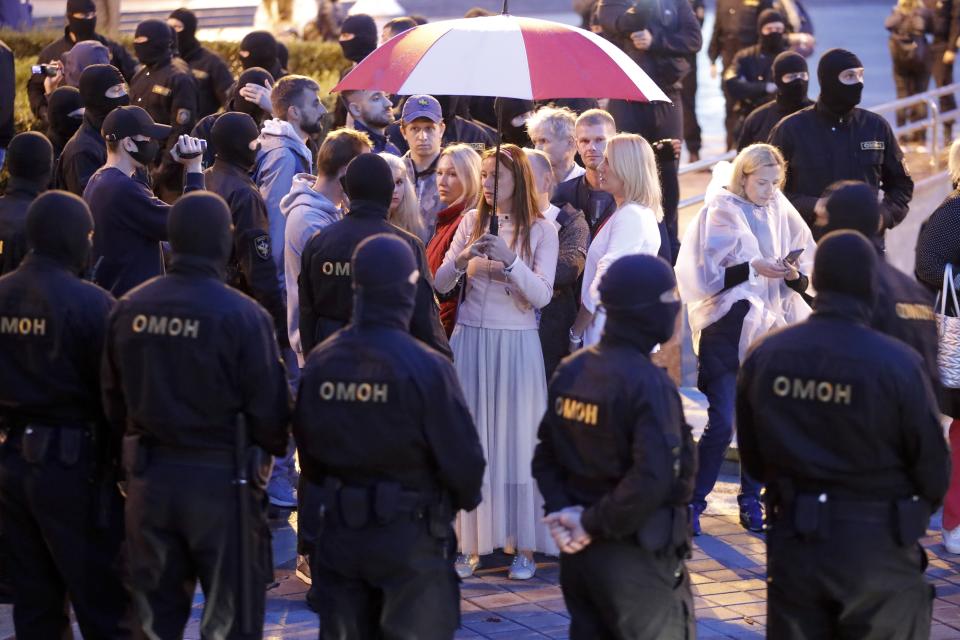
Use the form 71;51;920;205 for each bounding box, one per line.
455;553;480;578
295;555;312;585
508;554;536;580
943;526;960;554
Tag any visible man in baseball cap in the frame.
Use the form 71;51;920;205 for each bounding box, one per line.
83;105;206;296
400;95;446;238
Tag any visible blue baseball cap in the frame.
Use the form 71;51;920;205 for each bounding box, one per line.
401;94;442;124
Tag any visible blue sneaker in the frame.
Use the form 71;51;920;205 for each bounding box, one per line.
689;503;705;536
738;495;764;532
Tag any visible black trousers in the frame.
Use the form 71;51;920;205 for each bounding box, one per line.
681;57;702;154
0;428;136;639
311;518;460;640
125;460;273;640
607;89;682;263
767;520;934;639
560;539;693;640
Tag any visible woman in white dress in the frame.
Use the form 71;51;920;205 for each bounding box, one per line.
434;144;560;580
569;133;664;348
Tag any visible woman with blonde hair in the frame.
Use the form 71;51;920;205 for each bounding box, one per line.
380;153;427;243
676;142;815;536
435;143;559;580
569;133;663;348
426;144;482;336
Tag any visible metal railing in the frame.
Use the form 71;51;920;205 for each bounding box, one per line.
676;82;960;211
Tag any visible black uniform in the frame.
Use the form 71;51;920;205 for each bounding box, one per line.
0;191;134;639
299;199;451;360
533;254;696;640
294;233;485;640
736;231;949;640
594;0;702;262
681;0;705;157
130;20;200;202
102;191;291;639
204;112;288;348
738;49;811;150
27;27;137;126
169;8;234;119
724;43;787;136
0;133;54;276
0;40;12;158
45;86;84;160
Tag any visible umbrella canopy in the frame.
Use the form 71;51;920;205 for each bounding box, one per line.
333;13;670;103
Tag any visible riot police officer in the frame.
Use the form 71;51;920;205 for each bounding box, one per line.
737;50;811;150
129;18;200;202
167;8;234;119
205;111;287;349
102;191;292;639
769;48;914;233
192;66;274;169
532;253;696;640
298;153;451;359
736;230;949;639
0;132;53;275
293;233;485;639
0;191;135;638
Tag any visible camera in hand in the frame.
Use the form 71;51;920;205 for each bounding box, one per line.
176;138;207;160
31;64;59;77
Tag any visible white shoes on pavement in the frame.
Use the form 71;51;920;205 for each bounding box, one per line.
943;526;960;554
455;553;480;578
508;554;536;580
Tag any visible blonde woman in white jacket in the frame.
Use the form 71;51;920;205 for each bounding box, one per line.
569;134;664;348
435;144;559;580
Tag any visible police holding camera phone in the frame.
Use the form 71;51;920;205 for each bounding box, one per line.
102;190;292;639
736;230;949;639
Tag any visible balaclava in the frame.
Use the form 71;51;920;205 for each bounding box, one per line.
239;31;279;72
26;190;93;274
758;9;786;54
229;66;275;123
820;180;881;241
343;153;395;209
167;192;233;268
7;132;54;188
599;253;681;349
351;233;418;328
47;86;85;143
134;19;173;67
339;14;377;63
212;111;261;170
78;63;128;128
168;8;200;57
818;48;864;116
66;0;97;41
813;230;877;303
494;97;535;147
773;50;809;109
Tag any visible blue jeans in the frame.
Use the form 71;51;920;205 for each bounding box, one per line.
692;371;761;508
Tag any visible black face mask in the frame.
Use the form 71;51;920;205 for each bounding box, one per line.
135;41;169;66
68;16;97;41
817;49;865;116
760;32;784;54
777;79;808;107
822;81;863;115
129;138;160;166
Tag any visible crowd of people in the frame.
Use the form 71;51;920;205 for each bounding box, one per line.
0;0;957;639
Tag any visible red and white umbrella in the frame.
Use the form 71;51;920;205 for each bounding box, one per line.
333;13;670;103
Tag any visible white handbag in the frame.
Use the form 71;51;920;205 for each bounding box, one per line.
936;263;960;389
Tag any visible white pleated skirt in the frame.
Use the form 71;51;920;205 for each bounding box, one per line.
451;324;557;556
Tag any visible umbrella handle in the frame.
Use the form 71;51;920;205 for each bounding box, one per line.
490;98;502;236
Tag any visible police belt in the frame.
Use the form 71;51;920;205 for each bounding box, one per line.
5;421;94;466
122;434;235;474
310;477;432;528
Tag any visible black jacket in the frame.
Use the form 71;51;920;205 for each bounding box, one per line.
298;199;452;360
179;45;234;120
769;102;914;229
55;116;105;196
539;207;589;379
0;178;40;275
552;174;616;238
102;256;291;455
596;0;703;89
293;291;485;512
28;28;138;125
736;292;949;507
724;43;787;116
0;254;115;424
708;0;774;68
532;333;696;539
737;95;812;151
0;40;13;149
204;159;288;347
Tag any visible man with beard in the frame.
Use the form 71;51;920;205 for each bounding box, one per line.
55;64;129;196
28;0;137;128
769;48;914;238
129;19;200;202
737;50;811;150
167;8;234;120
340;89;400;154
191;66;274;168
724;10;790;142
